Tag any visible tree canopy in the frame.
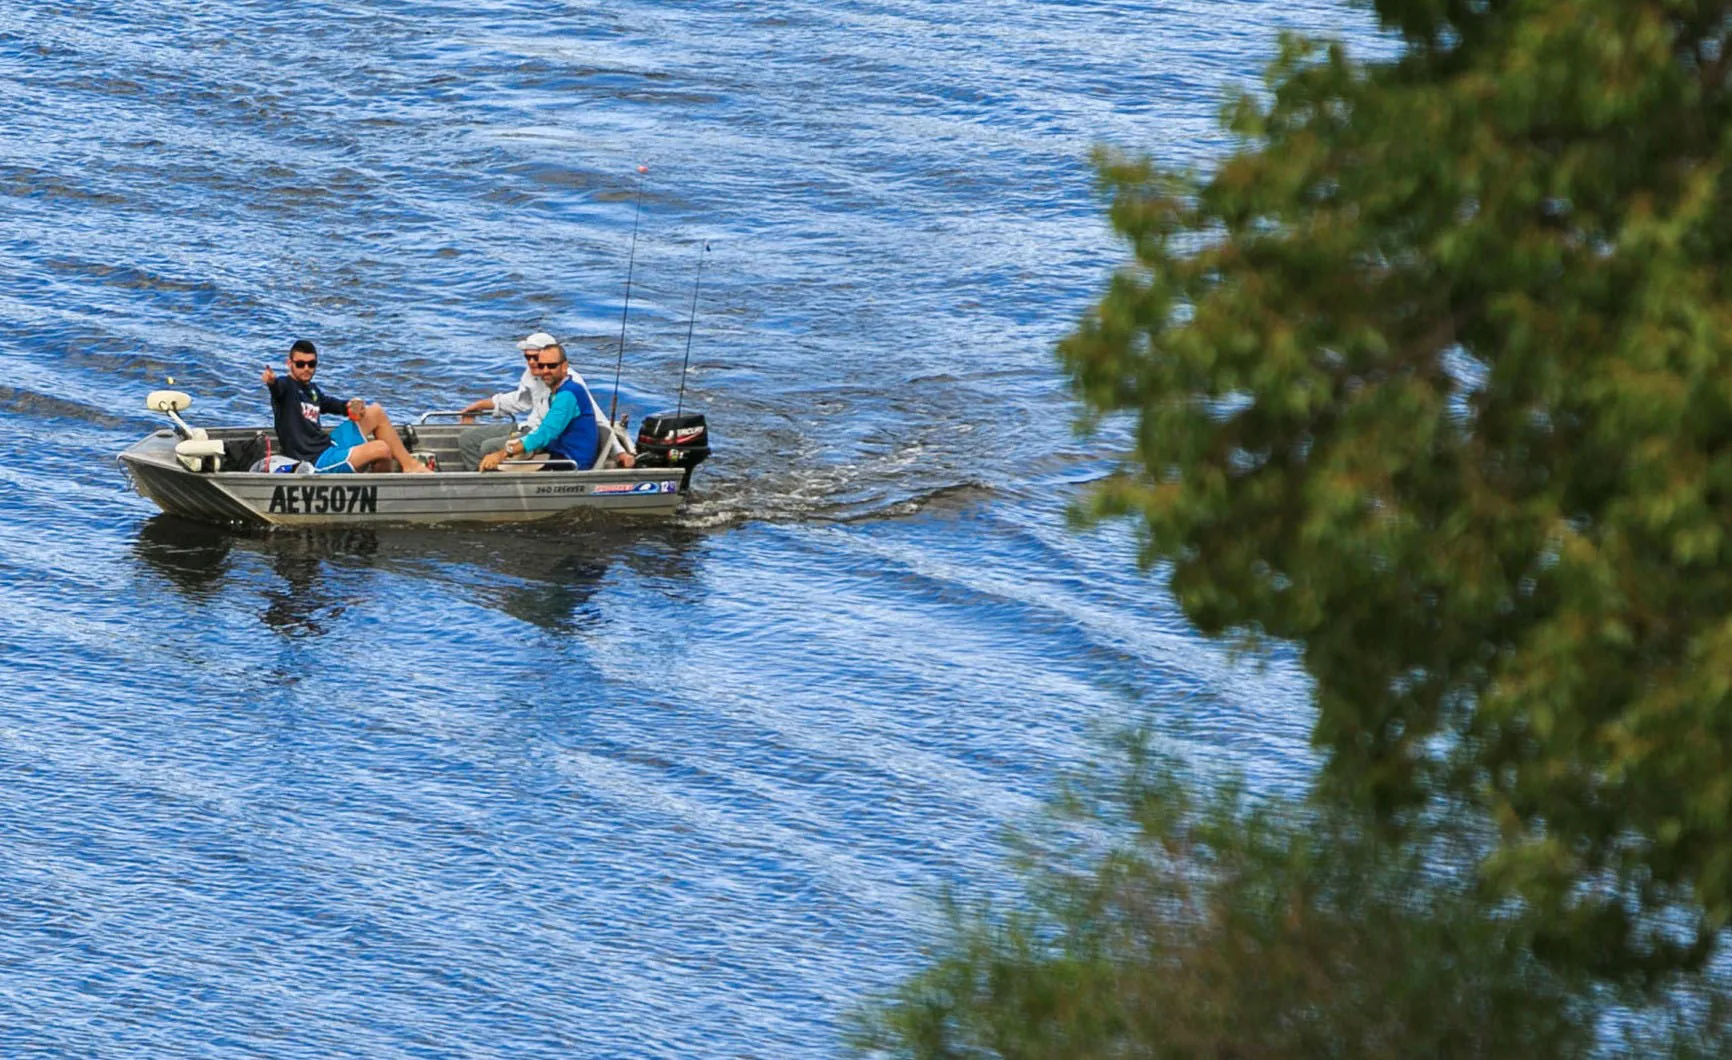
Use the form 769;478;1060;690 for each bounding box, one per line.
853;751;1636;1058
1060;0;1732;974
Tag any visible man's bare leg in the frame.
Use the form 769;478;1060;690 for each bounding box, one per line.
357;404;430;472
338;438;394;473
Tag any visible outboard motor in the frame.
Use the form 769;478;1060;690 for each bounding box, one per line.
634;411;711;488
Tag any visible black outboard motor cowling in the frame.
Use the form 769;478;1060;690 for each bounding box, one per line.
635;411;711;485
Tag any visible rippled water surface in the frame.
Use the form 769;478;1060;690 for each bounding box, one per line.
1;1;1380;1054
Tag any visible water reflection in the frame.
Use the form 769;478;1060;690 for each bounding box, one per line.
258;528;377;637
131;515;235;597
497;553;610;633
132;514;709;635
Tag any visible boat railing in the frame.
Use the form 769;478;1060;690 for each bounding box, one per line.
416;410;518;424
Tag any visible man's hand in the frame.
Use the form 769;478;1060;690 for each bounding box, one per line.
261;366;276;386
346;398;365;421
478;449;506;472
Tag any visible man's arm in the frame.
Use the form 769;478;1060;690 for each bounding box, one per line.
318;392;349;416
465;369;537;419
489;387;531;417
262;374;296;412
489;368;539;417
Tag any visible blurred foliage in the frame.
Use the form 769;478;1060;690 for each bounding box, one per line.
1056;0;1732;974
851;747;1731;1058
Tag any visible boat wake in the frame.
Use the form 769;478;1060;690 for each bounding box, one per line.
677;452;996;530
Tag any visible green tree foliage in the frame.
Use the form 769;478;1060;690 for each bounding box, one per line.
1059;0;1732;973
853;750;1624;1059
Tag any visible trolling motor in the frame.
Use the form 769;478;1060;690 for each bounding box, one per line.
145;384;273;473
146;387;227;473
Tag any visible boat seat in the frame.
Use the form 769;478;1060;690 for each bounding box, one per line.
593;417;635;469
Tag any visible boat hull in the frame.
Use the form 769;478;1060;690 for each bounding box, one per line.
119;428;687;527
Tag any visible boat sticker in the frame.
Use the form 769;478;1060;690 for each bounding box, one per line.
591;480;674;496
268;483;378;515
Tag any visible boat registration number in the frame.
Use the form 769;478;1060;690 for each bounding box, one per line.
268;484;378;514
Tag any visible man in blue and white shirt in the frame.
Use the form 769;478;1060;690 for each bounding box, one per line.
479;343;633;471
456;331;554;469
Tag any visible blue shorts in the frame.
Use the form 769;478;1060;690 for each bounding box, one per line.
314;420;367;473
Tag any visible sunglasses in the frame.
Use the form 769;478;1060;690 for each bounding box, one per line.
292;358;317;368
534;360;564;369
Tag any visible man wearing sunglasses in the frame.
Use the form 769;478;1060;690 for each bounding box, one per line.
453;331;555;471
261;339;430;474
478;343;623;472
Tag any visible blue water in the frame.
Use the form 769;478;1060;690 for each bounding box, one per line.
0;2;1378;1054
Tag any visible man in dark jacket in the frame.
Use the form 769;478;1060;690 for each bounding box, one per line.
262;339;429;473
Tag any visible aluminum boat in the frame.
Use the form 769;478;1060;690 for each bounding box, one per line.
119;390;711;528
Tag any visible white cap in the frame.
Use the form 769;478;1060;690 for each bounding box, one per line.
516;331;558;350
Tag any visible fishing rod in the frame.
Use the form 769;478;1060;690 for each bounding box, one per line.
676;240;710;418
609;163;649;424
